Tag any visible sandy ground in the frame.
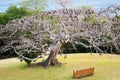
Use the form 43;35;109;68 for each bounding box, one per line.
0;58;20;67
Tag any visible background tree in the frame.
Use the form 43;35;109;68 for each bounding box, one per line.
6;5;31;19
0;5;30;25
0;5;120;67
19;0;48;12
52;0;73;8
0;13;10;25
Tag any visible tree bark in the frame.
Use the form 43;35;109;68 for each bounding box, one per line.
41;41;62;68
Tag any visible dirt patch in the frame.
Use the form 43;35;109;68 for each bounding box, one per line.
0;58;20;67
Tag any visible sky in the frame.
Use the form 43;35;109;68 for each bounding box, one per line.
0;0;120;12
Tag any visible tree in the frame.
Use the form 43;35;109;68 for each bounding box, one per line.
19;0;48;11
0;5;30;25
6;5;31;19
0;13;10;25
0;5;120;68
52;0;73;8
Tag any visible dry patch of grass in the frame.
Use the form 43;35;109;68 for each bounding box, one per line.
0;53;120;80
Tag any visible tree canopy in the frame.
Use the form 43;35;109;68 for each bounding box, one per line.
0;5;120;67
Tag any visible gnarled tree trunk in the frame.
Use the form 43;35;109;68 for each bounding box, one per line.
41;41;63;68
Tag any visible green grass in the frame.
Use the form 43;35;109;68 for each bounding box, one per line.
0;53;120;80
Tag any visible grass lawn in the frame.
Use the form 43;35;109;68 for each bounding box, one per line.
0;53;120;80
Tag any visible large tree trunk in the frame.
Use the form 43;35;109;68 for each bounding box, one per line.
41;41;63;68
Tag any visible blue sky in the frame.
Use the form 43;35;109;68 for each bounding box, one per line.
0;0;120;12
0;0;22;12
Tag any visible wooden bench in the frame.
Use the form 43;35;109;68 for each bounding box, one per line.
73;67;95;78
